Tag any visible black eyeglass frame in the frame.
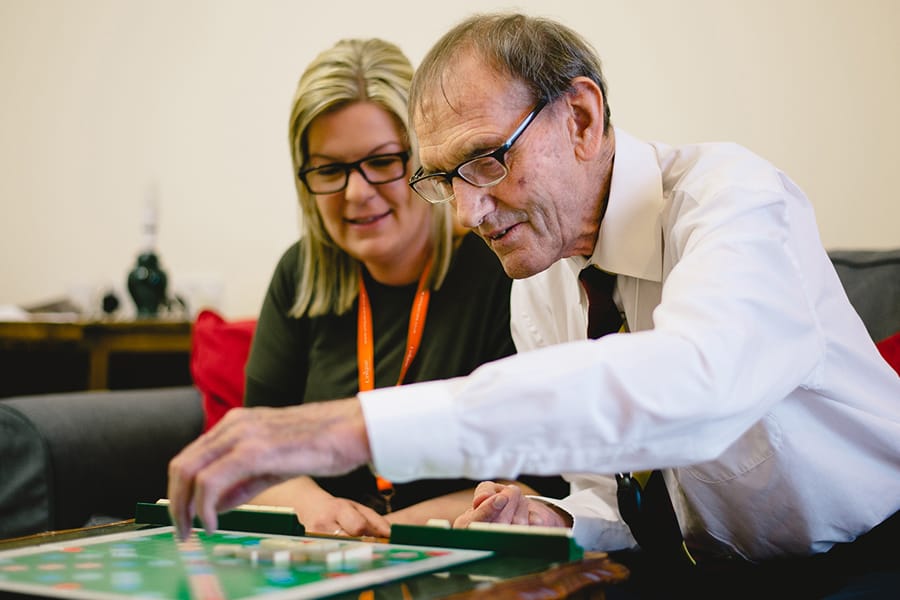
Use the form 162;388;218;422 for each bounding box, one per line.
408;99;548;204
298;151;410;195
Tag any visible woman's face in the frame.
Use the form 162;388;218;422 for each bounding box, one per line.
305;101;432;283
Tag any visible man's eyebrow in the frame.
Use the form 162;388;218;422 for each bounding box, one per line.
422;137;500;174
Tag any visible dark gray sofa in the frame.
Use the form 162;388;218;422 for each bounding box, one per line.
0;386;203;538
1;249;898;540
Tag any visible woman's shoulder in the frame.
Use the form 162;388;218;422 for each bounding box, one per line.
271;240;305;280
267;240;305;296
275;240;303;269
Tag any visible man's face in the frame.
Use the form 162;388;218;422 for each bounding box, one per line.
413;53;588;279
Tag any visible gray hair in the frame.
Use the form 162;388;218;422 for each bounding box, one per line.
288;38;454;317
410;12;611;132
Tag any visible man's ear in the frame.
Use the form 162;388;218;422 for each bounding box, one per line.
564;77;606;161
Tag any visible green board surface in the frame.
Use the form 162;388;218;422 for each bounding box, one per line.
390;523;584;561
0;527;491;600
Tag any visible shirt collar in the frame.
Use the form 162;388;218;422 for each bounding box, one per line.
566;128;664;283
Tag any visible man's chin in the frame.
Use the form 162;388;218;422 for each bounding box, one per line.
497;252;552;280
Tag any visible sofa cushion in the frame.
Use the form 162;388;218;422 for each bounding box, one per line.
190;309;256;432
0;387;203;539
0;401;52;538
876;331;900;375
829;249;900;343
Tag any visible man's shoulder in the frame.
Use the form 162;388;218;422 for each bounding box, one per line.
616;127;781;188
648;137;787;200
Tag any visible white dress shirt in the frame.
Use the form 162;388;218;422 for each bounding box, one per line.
360;128;900;561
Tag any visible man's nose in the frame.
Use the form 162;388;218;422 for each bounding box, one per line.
453;181;495;229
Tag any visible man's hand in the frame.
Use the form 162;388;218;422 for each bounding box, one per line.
452;481;570;529
167;398;370;540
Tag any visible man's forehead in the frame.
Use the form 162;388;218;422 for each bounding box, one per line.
413;55;530;168
413;103;491;171
415;53;504;124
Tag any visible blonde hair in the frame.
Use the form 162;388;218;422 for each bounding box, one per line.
288;38;454;317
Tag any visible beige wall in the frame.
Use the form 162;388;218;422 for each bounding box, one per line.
1;0;898;319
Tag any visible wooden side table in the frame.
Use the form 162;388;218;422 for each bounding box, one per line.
0;319;193;393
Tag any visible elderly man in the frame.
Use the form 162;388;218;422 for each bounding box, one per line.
169;12;899;598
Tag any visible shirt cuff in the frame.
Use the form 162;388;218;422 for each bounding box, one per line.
532;494;636;553
358;378;465;482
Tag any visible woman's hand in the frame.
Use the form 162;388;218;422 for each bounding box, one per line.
249;476;391;538
302;495;391;538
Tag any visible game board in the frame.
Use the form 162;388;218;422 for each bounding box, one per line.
0;526;491;600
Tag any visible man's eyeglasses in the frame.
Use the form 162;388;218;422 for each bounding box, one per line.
298;151;410;195
408;100;547;204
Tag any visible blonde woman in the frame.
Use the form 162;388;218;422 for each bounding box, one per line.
242;38;564;538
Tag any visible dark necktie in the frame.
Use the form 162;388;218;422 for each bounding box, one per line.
578;266;622;338
578;266;694;567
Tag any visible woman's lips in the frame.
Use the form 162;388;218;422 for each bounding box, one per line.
345;210;391;225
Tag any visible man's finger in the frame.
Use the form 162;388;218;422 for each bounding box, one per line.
488;485;524;523
511;493;531;525
167;424;239;539
471;481;503;509
168;451;201;540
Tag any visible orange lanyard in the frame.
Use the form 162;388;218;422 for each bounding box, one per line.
356;258;432;502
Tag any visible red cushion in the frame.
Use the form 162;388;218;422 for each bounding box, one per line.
876;331;900;375
190;309;256;432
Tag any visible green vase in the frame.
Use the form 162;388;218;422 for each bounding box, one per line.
127;252;168;317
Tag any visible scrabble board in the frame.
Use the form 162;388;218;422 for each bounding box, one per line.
0;526;491;600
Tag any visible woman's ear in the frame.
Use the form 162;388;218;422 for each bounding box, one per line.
564;77;606;161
